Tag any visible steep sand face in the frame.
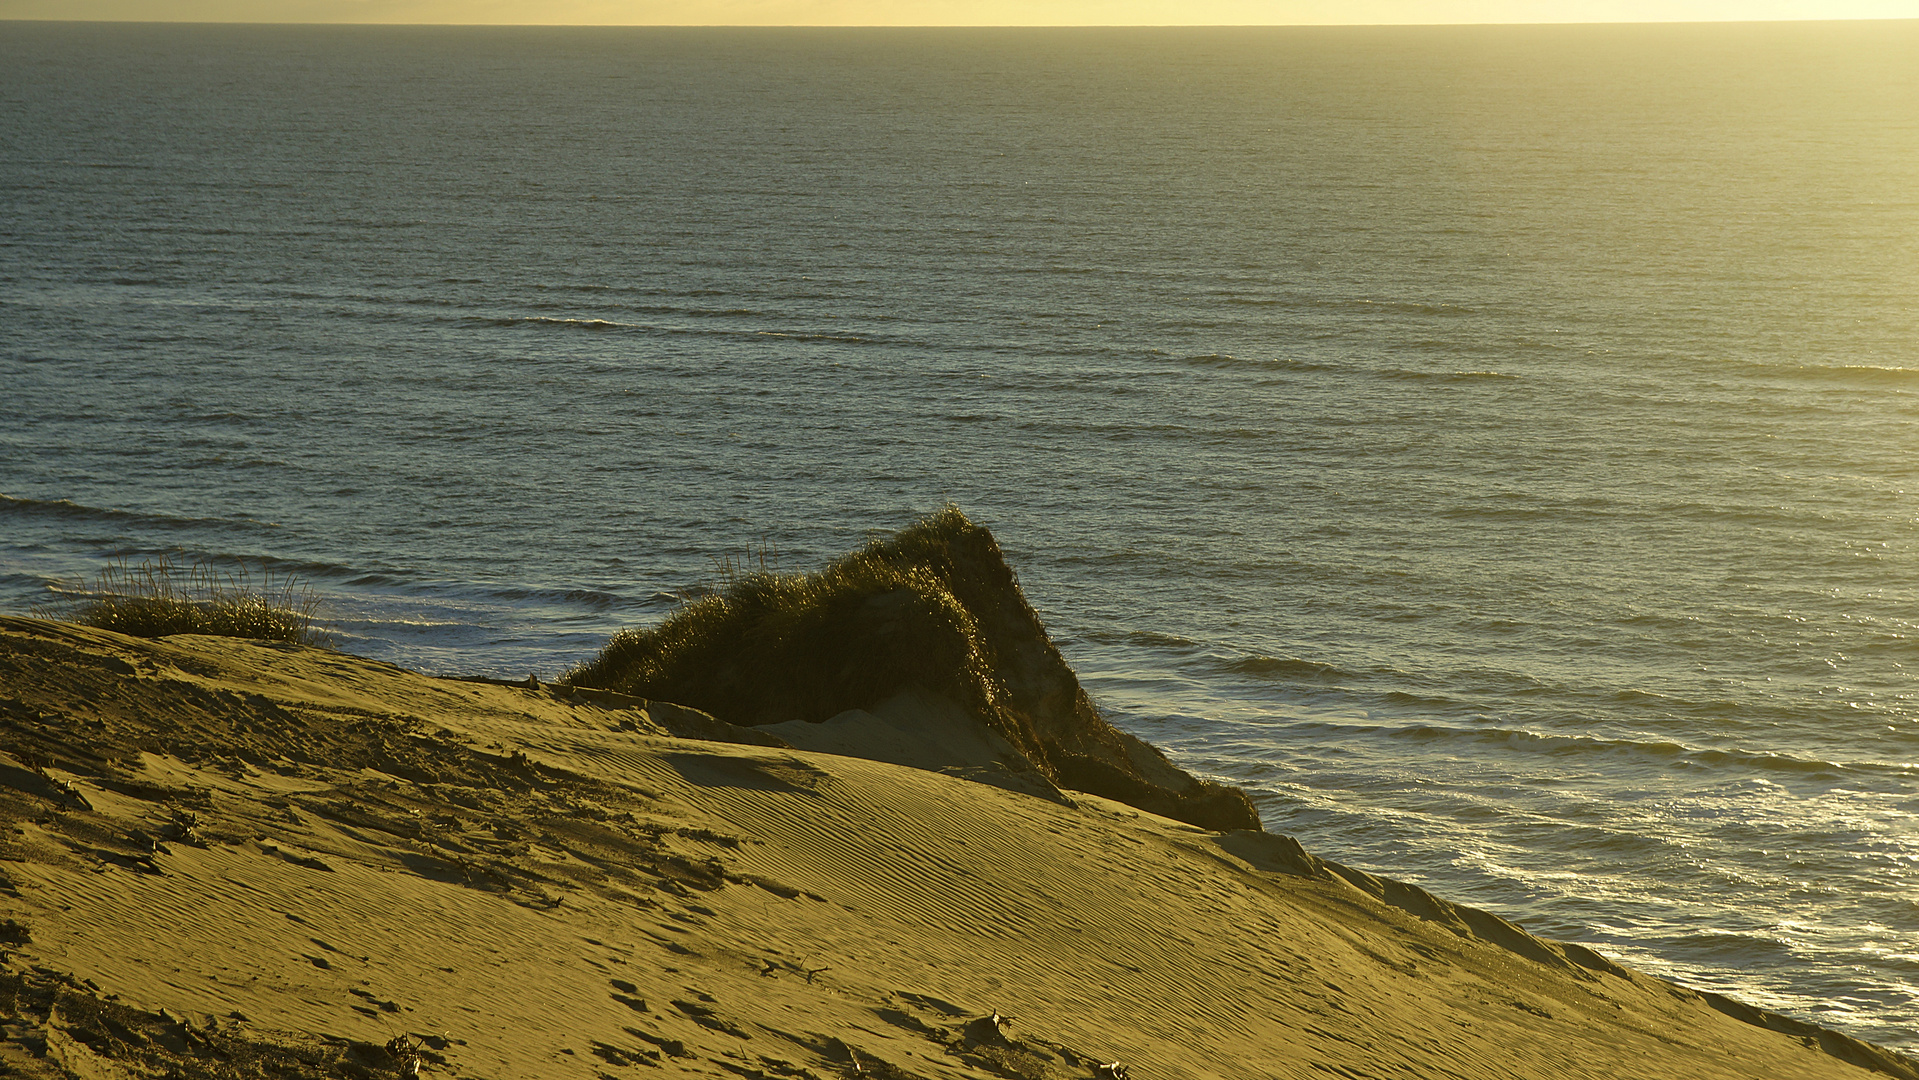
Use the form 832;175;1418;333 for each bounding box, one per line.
0;617;1912;1080
870;517;1262;833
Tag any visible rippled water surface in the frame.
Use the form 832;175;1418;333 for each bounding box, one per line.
3;19;1917;1051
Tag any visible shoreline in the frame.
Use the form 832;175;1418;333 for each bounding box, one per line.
1;615;1913;1080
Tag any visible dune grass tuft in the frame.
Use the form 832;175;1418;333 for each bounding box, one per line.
41;555;328;646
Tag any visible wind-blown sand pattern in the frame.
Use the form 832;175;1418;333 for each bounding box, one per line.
1;616;1913;1080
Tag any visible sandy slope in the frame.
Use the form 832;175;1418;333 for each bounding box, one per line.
0;617;1911;1080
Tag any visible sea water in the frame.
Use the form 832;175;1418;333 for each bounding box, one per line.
2;19;1916;1052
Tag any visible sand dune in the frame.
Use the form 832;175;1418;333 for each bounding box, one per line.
1;616;1912;1080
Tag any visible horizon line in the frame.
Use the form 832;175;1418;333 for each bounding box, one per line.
6;14;1918;24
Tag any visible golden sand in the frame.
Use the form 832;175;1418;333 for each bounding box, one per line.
0;616;1909;1080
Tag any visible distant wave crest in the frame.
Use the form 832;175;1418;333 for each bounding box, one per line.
1728;360;1919;387
1170;353;1337;373
0;492;255;534
1379;368;1519;382
1361;720;1909;778
1224;653;1353;682
479;315;629;331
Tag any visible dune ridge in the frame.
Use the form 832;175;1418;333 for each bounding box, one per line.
1;616;1914;1080
562;508;1261;832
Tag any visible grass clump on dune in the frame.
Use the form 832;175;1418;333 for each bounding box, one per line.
564;507;1043;751
576;506;1266;832
42;555;327;646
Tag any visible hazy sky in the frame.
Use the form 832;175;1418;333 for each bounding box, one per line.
5;0;1918;24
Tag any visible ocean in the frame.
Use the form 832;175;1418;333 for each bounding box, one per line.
2;18;1916;1053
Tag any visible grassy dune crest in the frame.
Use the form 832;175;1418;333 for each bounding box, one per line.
565;507;1263;831
568;508;1022;745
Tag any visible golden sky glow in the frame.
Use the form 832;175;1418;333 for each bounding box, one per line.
4;0;1918;24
